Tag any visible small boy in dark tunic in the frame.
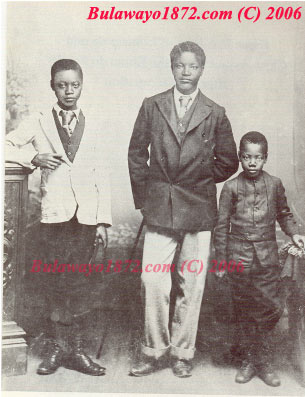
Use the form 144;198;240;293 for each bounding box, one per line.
214;131;305;387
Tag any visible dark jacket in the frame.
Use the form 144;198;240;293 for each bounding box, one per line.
214;171;299;264
128;87;239;232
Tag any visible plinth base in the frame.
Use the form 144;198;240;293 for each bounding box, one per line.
2;321;27;376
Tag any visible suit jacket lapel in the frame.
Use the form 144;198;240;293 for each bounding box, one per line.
155;89;212;137
186;91;212;134
72;111;90;164
155;88;180;143
40;111;72;165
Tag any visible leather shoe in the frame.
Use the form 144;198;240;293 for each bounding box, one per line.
235;360;256;383
257;364;281;387
172;359;192;378
65;350;106;376
130;357;158;377
37;342;64;375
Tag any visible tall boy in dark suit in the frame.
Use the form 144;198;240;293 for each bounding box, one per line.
6;59;111;376
214;131;305;386
128;41;238;377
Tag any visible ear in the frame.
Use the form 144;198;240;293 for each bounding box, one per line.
50;80;54;91
238;150;242;162
264;153;268;163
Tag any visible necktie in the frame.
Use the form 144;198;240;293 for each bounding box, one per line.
178;95;191;119
59;110;75;137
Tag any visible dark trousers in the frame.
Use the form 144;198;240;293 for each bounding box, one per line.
229;241;283;363
38;216;96;346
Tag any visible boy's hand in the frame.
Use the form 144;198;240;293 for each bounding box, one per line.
96;225;108;248
32;153;63;169
292;234;305;249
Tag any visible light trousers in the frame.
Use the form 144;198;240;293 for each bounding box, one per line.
141;227;211;360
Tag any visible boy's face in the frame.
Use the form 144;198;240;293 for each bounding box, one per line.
172;51;203;95
51;69;82;110
239;142;267;179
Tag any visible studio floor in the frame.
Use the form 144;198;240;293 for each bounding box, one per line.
2;307;305;396
2;263;305;396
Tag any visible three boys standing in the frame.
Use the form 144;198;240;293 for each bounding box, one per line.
6;42;305;387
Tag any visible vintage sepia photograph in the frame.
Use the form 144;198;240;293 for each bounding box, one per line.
2;1;305;396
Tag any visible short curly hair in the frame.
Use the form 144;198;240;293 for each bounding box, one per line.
239;131;268;155
51;59;83;86
170;41;206;69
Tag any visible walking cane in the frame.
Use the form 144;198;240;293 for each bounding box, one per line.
129;219;145;260
72;240;103;322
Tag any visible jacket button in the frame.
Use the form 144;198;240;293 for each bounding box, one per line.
68;152;72;156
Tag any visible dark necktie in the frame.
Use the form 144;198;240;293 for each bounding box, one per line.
178;95;191;119
59;110;75;137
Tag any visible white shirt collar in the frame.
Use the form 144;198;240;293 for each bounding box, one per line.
53;103;81;121
173;86;199;114
174;86;199;103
